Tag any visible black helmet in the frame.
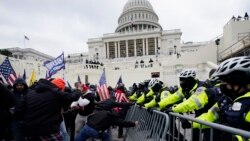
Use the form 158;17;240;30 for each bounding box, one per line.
89;84;97;92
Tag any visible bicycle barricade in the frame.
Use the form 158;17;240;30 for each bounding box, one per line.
124;105;169;141
168;112;250;141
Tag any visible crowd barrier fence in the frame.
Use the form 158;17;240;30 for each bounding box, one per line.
124;105;169;141
124;105;250;141
168;112;250;141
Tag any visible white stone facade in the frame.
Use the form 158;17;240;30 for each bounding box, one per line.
5;47;54;62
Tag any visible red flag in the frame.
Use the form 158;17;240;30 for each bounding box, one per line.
97;69;110;101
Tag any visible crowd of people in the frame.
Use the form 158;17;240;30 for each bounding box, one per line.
1;56;250;141
83;59;104;69
0;77;137;141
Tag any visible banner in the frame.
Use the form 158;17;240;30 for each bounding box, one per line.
43;52;65;78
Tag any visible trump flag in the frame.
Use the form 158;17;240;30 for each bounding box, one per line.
43;52;65;78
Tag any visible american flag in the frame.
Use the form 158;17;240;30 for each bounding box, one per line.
115;75;123;88
115;90;129;103
97;69;110;101
0;58;17;85
77;74;82;83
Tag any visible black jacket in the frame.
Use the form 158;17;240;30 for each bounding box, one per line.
87;110;135;131
0;83;15;133
12;78;29;119
15;79;81;136
78;91;96;116
95;97;134;111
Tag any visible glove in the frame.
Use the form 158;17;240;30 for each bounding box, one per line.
164;107;173;113
181;119;191;129
147;108;153;115
155;93;161;102
138;104;143;109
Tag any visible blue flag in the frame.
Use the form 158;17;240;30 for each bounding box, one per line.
77;74;81;83
23;69;26;80
116;75;123;85
115;75;123;88
43;52;65;78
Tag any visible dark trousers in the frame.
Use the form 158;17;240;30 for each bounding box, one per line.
75;124;110;141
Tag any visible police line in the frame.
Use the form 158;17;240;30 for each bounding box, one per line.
124;105;250;141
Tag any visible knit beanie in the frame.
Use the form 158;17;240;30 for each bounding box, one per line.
51;78;65;91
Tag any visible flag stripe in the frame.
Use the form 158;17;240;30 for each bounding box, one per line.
97;69;110;101
0;58;17;85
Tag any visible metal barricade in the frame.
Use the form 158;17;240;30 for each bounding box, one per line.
168;112;250;141
124;105;169;141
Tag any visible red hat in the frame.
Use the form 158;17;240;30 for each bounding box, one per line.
81;84;89;91
51;78;65;91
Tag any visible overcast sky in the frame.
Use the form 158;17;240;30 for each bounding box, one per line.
0;0;249;57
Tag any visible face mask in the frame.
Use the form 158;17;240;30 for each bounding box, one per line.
220;83;238;100
180;78;195;91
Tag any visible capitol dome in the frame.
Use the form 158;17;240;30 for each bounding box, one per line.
115;0;162;32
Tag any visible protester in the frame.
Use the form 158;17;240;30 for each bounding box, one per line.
75;100;137;141
0;82;15;140
11;78;29;141
14;78;81;141
73;84;97;136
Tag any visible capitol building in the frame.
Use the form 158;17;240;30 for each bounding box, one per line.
1;0;250;87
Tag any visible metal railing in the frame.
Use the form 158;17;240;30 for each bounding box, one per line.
124;105;169;141
124;105;250;141
167;112;250;141
219;33;250;61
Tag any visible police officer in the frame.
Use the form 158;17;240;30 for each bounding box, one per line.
128;80;149;102
167;76;221;141
136;78;159;105
157;69;205;110
193;56;250;141
157;69;206;141
144;83;171;110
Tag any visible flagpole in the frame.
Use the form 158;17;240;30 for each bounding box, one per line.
63;69;65;80
24;36;25;48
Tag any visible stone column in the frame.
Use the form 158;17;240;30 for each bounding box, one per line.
146;38;148;55
142;38;145;56
134;39;137;57
115;41;117;58
154;37;157;55
107;42;109;59
158;37;161;55
118;41;120;58
126;40;128;57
